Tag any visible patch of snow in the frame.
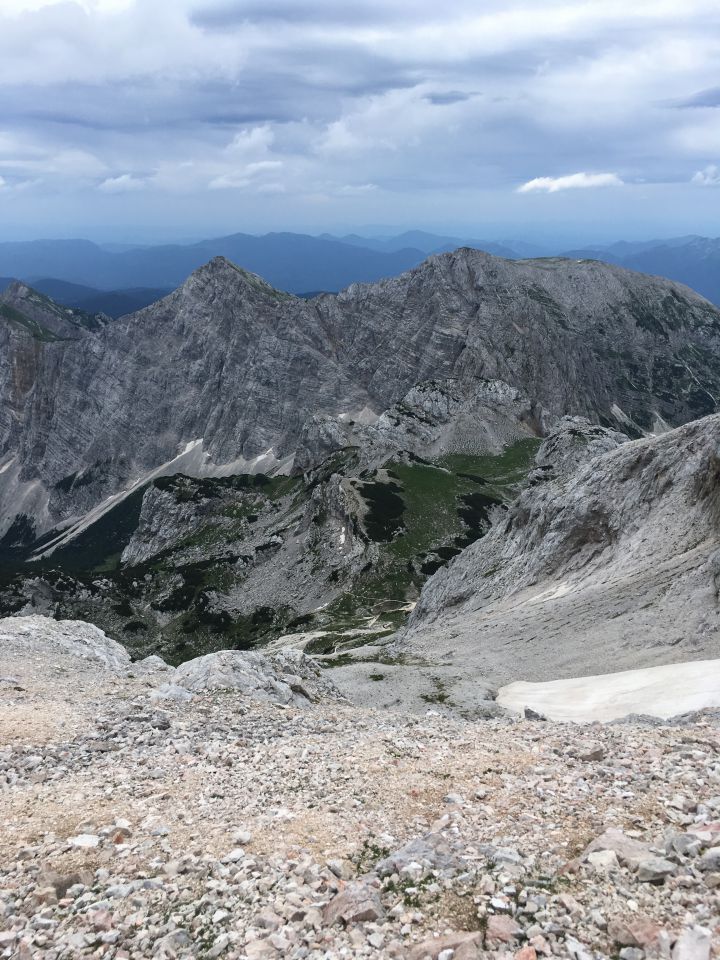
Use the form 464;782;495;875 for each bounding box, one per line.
497;659;720;723
525;580;573;605
181;438;205;456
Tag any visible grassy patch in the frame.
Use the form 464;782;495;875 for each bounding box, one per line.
310;438;540;647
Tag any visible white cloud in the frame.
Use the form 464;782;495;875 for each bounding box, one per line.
0;140;106;182
336;183;378;195
208;164;282;190
98;173;145;193
691;164;720;186
518;172;625;193
206;128;284;189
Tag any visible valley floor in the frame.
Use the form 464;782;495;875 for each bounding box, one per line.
1;625;719;959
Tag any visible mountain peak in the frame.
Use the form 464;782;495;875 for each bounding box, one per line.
2;278;32;300
187;255;295;300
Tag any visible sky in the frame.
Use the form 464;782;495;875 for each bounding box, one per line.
0;0;719;243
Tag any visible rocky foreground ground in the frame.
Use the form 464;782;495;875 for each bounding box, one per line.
1;618;719;959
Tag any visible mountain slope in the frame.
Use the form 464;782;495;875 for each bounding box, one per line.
390;414;720;688
0;375;548;663
0;280;106;340
3;248;720;547
565;236;720;306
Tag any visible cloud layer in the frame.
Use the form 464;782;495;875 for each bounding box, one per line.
0;0;719;238
518;173;624;193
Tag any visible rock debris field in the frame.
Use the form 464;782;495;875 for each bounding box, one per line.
1;617;719;959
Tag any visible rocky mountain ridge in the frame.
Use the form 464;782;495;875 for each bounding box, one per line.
3;248;720;547
3;249;720;671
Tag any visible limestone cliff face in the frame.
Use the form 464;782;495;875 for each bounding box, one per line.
398;414;720;682
2;249;720;539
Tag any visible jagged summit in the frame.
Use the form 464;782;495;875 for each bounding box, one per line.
181;255;297;300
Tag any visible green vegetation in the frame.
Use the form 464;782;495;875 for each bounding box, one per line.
308;437;541;651
2;437;541;665
42;486;148;573
354;839;391;873
382;873;438;909
421;677;451;705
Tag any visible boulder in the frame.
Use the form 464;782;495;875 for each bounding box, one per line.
322;881;385;926
375;832;461;878
636;856;676;884
582;829;654;869
157;649;343;708
405;931;481;960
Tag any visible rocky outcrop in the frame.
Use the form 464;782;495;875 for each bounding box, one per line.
158;648;344;707
0;614;342;709
298;378;552;469
0;280;105;340
0;615;131;671
394;413;720;684
3;249;720;540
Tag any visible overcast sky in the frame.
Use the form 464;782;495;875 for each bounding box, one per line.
1;0;719;243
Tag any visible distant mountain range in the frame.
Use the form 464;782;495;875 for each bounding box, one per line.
318;230;523;258
0;231;719;318
0;232;426;303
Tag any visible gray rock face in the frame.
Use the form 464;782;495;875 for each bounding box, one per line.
375;832;462;878
3;249;720;539
395;413;720;684
0;281;105;340
0;613;341;708
298;377;552;470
